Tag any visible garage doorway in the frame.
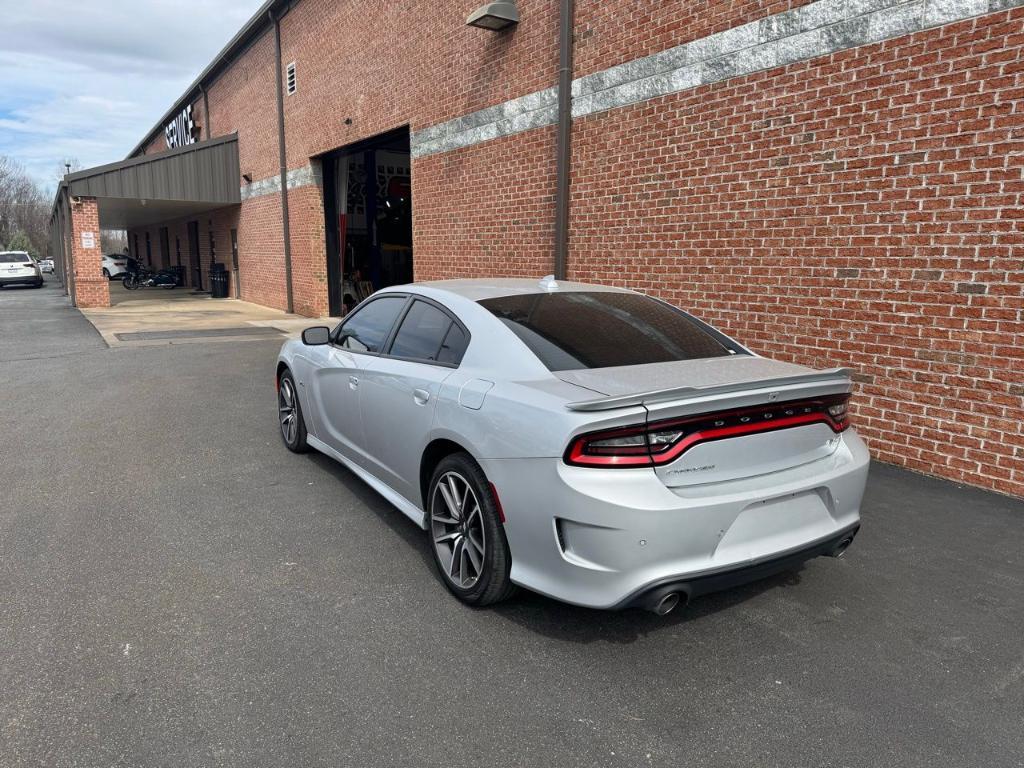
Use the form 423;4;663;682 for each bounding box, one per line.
321;127;412;317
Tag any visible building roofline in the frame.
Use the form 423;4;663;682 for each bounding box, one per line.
126;0;292;159
87;133;239;182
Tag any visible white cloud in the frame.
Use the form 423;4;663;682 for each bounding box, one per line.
0;0;264;192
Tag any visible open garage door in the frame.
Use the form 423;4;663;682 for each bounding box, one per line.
321;127;412;317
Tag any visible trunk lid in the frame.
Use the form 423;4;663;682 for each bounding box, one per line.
557;356;851;486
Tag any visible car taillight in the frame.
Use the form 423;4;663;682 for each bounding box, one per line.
564;394;851;468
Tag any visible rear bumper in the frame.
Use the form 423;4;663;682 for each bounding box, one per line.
615;523;859;610
0;276;43;286
482;430;870;610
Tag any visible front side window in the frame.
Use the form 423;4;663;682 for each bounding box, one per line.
336;296;406;353
478;291;736;371
389;300;457;363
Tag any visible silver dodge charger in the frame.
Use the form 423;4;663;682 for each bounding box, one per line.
276;277;869;614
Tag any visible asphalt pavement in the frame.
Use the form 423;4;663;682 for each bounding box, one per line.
2;279;1022;768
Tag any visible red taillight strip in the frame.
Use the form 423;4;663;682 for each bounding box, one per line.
648;411;842;466
566;438;653;467
565;395;849;468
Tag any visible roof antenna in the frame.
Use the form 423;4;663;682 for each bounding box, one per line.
539;274;559;291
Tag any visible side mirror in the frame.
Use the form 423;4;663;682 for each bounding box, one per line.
301;326;331;346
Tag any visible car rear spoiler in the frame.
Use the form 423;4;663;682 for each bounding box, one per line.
565;368;853;412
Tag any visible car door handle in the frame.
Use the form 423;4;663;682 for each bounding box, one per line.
413;388;430;405
349;376;359;389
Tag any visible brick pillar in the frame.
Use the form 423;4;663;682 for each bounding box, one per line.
69;197;110;308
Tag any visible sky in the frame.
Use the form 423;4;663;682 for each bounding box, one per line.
0;0;265;193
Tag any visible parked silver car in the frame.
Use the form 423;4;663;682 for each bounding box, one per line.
276;278;869;613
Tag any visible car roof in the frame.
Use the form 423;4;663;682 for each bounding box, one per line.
412;277;635;302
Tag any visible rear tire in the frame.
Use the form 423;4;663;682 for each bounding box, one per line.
428;453;515;607
277;370;309;453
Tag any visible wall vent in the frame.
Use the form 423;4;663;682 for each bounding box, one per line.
286;62;297;95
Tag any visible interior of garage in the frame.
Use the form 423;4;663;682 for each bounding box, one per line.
321;127;412;317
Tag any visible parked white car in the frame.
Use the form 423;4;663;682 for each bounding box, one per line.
0;251;43;289
102;254;129;279
38;258;54;274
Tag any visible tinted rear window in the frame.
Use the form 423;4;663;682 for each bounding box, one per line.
0;252;31;263
436;323;469;365
389;300;453;362
478;291;735;371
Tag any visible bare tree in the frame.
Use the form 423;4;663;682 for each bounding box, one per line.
101;230;128;254
55;158;83;184
1;155;53;258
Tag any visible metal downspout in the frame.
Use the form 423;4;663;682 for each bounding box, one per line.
271;8;294;313
553;0;575;281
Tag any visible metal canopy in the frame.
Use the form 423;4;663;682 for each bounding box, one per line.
66;134;241;229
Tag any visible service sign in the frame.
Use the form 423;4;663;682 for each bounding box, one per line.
164;104;197;149
81;231;96;249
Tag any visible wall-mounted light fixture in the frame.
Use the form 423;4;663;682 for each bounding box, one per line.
242;173;252;184
466;1;519;30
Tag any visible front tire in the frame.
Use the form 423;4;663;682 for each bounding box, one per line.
428;453;515;606
102;268;110;279
277;370;309;452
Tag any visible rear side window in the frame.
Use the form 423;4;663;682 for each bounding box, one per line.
478;291;735;371
389;300;454;362
337;296;405;353
437;323;469;365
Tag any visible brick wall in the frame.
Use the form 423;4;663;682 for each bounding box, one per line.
574;0;816;78
69;198;109;308
565;7;1024;496
278;0;561;170
415;126;559;280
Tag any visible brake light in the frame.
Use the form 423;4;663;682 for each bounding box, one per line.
564;394;851;468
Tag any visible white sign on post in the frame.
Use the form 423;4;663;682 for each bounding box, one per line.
81;232;96;249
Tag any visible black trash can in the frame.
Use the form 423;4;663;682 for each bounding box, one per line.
170;265;185;287
209;264;229;299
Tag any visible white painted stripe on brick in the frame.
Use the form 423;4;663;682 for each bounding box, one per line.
240;164;319;201
410;0;1024;159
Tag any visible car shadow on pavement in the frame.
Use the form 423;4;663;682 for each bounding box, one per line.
490;569;804;644
304;451;438;572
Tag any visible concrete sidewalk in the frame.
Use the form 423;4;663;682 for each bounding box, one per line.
82;282;339;346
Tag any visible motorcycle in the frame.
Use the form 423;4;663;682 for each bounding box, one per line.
122;267;178;290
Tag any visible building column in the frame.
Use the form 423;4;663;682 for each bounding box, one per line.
69;197;110;308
